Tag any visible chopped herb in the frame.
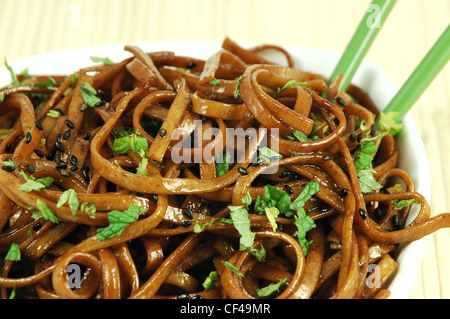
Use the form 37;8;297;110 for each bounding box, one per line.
80;202;96;218
352;132;388;193
202;271;219;290
136;158;149;176
241;190;252;207
234;75;243;100
229;205;254;249
32;199;59;224
290;181;319;255
112;129;149;158
5;243;21;261
96;205;146;241
257;147;283;165
4;58;19;86
18;170;54;192
33;77;57;88
209;78;221;85
0;93;4;102
256;278;287;297
264;207;280;232
357;169;383;193
56;189;79;215
46;109;61;118
193;217;233;233
223;261;244;277
276;79;307;95
90;56;114;66
215;151;231;177
378;111;403;136
80;81;102;107
391;199;420;210
254;185;292;215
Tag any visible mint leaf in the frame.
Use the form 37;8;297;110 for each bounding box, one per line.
56;189;79;215
80;82;102;107
357;169;383;193
5;243;21;261
223;261;244;277
215;151;231;177
18;170;54;192
90;56;114;66
202;271;219;290
276;79;307;95
33;199;59;224
229;206;254;249
96;205;146;241
256;278;287;297
391;199;420;210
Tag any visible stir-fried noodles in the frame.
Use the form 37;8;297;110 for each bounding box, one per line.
0;37;449;299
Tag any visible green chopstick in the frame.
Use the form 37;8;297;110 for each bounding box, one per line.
379;24;450;125
324;0;397;95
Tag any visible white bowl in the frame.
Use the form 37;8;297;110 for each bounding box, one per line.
0;42;430;299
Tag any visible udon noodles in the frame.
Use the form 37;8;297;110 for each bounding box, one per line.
0;38;449;299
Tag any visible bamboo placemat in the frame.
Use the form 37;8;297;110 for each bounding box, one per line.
0;0;449;299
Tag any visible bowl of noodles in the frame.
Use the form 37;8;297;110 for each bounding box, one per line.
0;38;436;299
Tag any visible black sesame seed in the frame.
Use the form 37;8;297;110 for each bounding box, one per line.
65;119;74;129
336;97;346;107
94;101;106;107
392;214;402;230
293;173;299;181
284;185;294;195
357;132;365;143
57;133;62;142
32;223;42;231
252;157;264;167
191;295;203;299
45;153;53;160
5;143;11;152
359;208;368;219
339;189;349;198
25;132;32;144
56;164;68;170
186;62;197;69
370;124;376;137
34;120;43;130
1;165;15;172
177;294;190;299
54;108;65;116
71;165;78;171
34;149;45;158
349;132;357;142
54;153;62;164
180;220;192;227
374;207;383;219
69;155;78;166
328;98;336;103
55;140;64;152
59;169;71;177
63;129;71;140
279;171;291;178
83;133;90;140
152;194;158;203
238;166;248;176
323;155;332;161
27;164;35;173
159;128;167;138
81;166;90;178
182;207;194;219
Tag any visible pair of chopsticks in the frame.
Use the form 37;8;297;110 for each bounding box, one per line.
325;0;450;129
